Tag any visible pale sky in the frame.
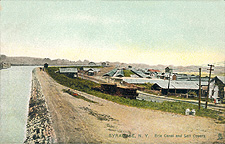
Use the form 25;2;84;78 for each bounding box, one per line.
1;1;224;66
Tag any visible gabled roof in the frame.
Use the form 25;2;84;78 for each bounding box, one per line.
113;69;124;77
216;76;225;84
131;69;150;78
83;68;100;72
103;68;118;77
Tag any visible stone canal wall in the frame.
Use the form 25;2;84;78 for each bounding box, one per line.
24;69;56;143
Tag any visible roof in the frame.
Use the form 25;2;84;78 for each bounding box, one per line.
59;68;78;73
88;62;96;65
122;77;164;84
113;69;124;77
131;69;150;78
217;76;225;84
148;69;160;72
83;68;100;72
153;81;199;90
103;68;118;77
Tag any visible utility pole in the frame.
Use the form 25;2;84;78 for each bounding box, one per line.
205;64;214;109
167;68;172;96
199;68;201;110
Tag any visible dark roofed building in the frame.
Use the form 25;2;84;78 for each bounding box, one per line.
44;63;48;68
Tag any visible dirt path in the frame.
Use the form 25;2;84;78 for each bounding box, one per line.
37;68;225;143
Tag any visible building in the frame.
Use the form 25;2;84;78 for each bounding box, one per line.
148;69;160;73
44;63;48;68
103;68;118;77
209;76;225;101
151;81;199;95
59;68;78;78
88;62;96;66
100;83;137;99
101;62;109;67
113;69;124;77
0;62;11;69
165;67;171;73
83;68;100;76
130;69;151;78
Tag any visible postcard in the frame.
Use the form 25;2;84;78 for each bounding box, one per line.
0;1;224;143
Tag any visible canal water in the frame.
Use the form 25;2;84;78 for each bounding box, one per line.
0;66;37;143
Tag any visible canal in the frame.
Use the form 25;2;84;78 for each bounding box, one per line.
0;66;37;143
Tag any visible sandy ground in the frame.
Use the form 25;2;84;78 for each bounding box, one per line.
36;68;225;144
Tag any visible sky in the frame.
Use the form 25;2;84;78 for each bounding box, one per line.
1;0;225;66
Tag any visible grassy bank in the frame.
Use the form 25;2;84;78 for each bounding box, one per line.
46;67;225;123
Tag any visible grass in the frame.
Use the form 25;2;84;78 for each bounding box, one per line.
46;67;225;124
168;95;214;102
123;69;135;77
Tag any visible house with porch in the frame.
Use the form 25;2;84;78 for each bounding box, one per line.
209;76;225;102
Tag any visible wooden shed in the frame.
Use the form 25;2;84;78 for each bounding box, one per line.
116;86;138;99
101;83;117;95
100;83;138;99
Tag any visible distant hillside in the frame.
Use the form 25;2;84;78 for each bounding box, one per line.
1;55;224;75
0;55;89;66
110;61;224;75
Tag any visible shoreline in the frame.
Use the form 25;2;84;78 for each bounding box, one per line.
24;68;57;143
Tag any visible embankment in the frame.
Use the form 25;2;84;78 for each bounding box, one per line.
24;69;56;143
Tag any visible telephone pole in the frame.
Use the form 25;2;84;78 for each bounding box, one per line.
205;64;214;109
167;68;172;96
198;68;201;110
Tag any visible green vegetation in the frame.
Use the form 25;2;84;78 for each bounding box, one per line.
123;70;135;77
46;67;225;123
136;83;153;90
187;91;197;96
136;83;161;95
217;73;225;76
167;95;214;103
46;67;100;92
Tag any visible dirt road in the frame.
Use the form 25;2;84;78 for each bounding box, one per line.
36;68;225;143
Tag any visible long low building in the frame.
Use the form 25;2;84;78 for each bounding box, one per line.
59;68;78;78
151;81;200;95
110;77;208;95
